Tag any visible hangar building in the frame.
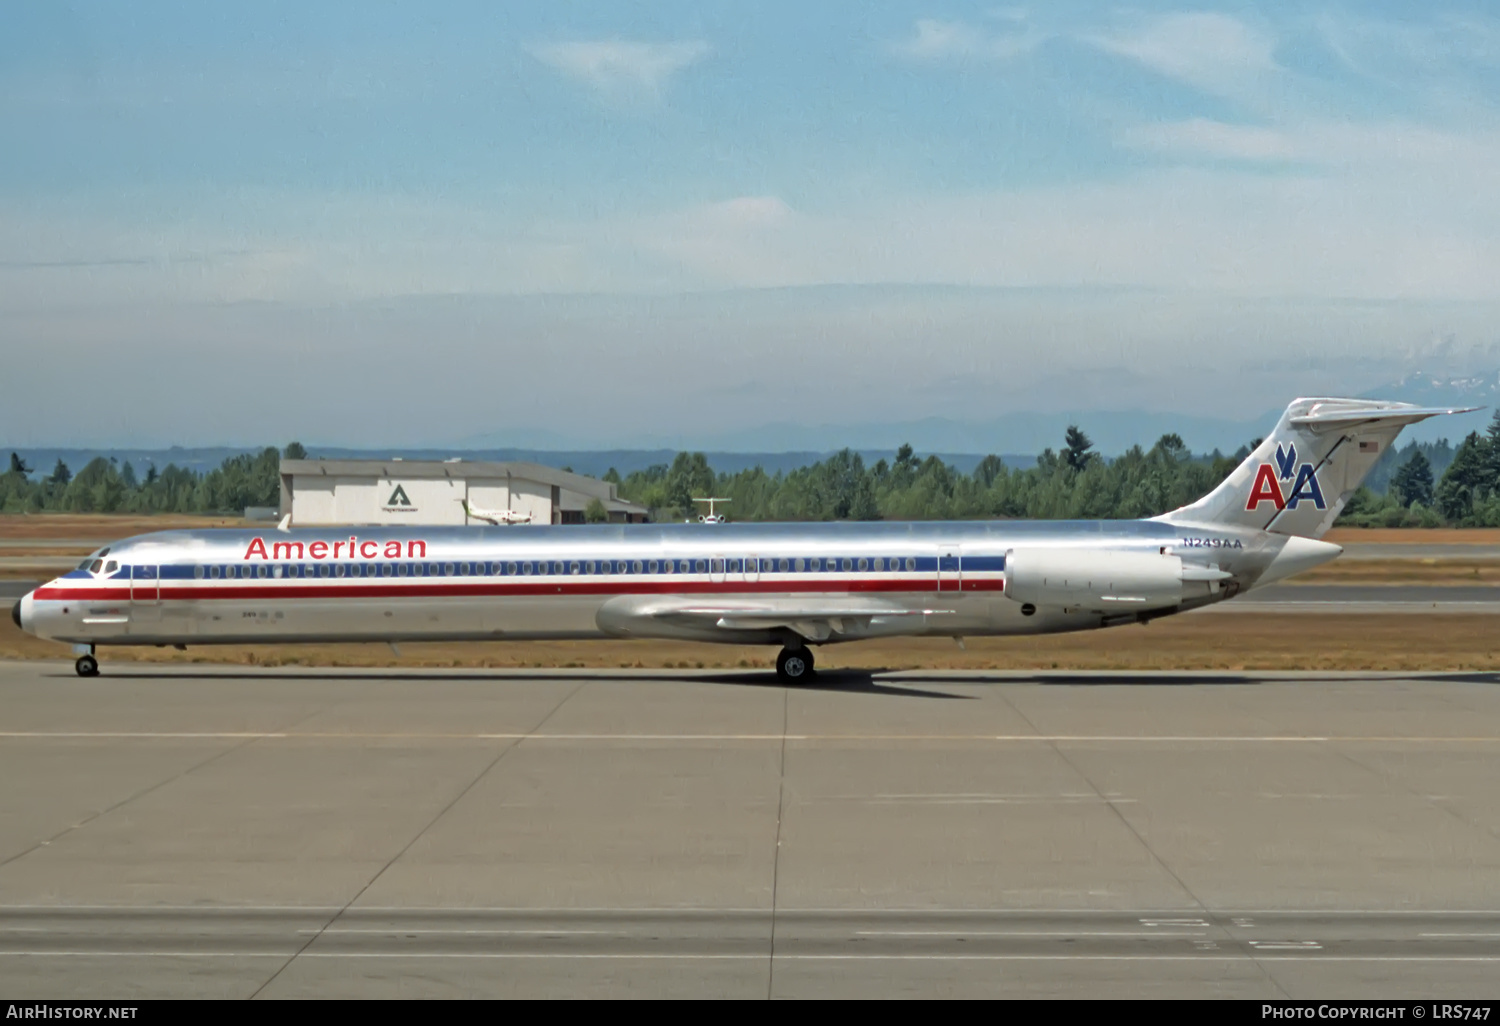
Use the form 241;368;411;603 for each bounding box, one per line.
278;459;649;527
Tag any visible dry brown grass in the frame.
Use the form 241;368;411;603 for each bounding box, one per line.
0;514;242;541
1295;559;1500;585
4;614;1498;672
1322;527;1500;545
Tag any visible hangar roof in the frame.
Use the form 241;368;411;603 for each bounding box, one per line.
279;459;648;515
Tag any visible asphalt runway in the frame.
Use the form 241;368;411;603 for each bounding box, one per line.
3;662;1500;998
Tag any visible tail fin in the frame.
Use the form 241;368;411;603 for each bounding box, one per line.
1157;398;1476;538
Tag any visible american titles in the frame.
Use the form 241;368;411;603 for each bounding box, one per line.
244;537;428;561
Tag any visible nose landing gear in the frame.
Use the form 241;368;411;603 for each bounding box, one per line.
75;654;99;677
776;646;814;684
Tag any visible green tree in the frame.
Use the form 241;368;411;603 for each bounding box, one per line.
1435;432;1489;522
7;453;30;475
1063;426;1095;472
1391;450;1434;508
584;498;609;523
665;452;714;514
283;441;308;460
49;459;71;485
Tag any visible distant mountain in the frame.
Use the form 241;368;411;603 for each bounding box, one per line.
1;445;1037;482
9;371;1491;483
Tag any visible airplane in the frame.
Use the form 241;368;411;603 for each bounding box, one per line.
690;497;730;524
458;498;532;525
10;398;1475;684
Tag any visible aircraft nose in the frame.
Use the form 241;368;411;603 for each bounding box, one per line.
11;591;33;635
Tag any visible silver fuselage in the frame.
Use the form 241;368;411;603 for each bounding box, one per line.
12;517;1301;650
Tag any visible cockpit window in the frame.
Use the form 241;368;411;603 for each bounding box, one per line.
90;559;103;573
104;561;118;575
77;559;93;570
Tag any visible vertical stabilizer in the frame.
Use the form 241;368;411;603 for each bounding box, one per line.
1157;398;1476;539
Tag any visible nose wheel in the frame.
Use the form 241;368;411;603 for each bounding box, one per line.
776;646;814;684
75;655;99;678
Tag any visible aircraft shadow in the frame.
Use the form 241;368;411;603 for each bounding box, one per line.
885;672;1262;687
1403;671;1500;686
91;666;970;699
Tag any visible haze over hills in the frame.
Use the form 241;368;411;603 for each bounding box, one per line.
7;370;1492;483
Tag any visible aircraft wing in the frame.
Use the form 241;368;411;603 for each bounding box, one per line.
644;600;954;642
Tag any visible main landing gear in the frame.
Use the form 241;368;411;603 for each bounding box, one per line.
776;646;815;684
74;645;98;678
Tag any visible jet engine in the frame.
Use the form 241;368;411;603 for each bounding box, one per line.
1004;549;1198;612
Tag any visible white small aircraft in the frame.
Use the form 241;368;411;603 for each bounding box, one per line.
690;497;730;524
458;499;532;525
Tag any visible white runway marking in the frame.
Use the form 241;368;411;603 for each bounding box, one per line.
6;731;1500;743
300;928;617;936
2;951;1499;962
853;930;1206;938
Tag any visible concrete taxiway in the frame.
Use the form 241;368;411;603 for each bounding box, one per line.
2;661;1500;998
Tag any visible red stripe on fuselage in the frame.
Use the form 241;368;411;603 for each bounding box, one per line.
34;578;1005;602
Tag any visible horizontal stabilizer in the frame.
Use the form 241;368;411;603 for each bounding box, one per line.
1289;404;1481;431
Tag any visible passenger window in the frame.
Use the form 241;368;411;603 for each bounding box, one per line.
695;559;707;573
709;558;722;574
318;565;330;578
333;565;344;578
191;565;203;579
585;561;596;574
571;561;581;574
842;558;853;571
778;558;789;572
396;564;407;577
795;558;805;572
444;563;455;576
647;560;658;573
872;557;883;572
380;564;392;577
272;565;283;578
905;557;917;572
507;561;519;575
662;560;673;574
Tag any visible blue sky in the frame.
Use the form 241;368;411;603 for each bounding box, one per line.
4;3;1500;448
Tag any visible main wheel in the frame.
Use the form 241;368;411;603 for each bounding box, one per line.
75;655;99;678
776;646;814;684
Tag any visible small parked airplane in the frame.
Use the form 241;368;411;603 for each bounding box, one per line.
458;499;531;525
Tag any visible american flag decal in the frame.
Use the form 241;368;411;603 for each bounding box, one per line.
1359;440;1379;452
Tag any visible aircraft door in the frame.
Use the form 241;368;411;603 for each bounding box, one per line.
937;546;962;591
130;564;162;628
130;564;160;605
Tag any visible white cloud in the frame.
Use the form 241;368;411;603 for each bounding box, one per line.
893;18;1045;61
1088;12;1277;98
529;40;709;100
1122;118;1298;161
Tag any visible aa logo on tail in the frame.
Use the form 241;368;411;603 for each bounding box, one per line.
1246;442;1326;512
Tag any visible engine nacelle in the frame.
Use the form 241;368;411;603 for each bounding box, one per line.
1005;549;1185;611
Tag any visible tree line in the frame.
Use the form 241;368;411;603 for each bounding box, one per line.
0;423;1490;526
0;445;300;516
